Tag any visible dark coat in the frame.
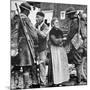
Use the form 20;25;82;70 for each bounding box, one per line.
66;17;82;65
13;13;38;66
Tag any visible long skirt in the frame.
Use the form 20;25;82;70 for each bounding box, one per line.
49;45;69;84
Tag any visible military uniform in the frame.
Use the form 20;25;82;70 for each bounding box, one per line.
65;7;85;83
11;3;38;89
35;21;49;86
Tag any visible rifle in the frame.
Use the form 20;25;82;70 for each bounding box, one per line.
15;3;35;63
15;3;41;86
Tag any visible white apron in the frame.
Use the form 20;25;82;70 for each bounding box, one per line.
51;45;69;84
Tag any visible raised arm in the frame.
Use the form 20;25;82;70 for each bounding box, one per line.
36;24;49;38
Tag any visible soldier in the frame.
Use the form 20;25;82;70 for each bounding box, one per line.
65;7;84;84
12;2;38;89
35;12;49;86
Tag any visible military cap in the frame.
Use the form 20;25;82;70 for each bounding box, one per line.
19;2;31;11
36;11;45;17
66;7;76;15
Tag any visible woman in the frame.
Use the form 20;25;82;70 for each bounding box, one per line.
48;17;69;86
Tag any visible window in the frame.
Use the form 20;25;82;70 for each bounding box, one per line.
60;11;66;20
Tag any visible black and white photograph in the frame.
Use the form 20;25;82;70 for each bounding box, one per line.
10;0;87;89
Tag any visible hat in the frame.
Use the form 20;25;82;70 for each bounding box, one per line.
19;2;31;11
66;7;76;15
36;12;45;17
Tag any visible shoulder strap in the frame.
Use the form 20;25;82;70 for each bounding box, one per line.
78;16;81;34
